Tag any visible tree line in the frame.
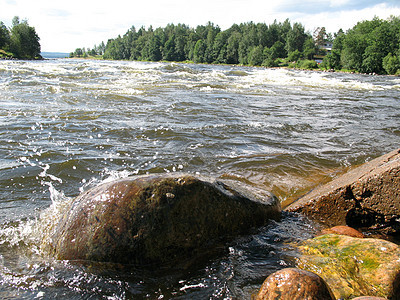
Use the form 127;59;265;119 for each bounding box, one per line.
74;15;400;75
71;20;320;68
322;16;400;75
0;17;41;60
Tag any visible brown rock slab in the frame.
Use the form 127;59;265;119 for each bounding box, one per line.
322;225;364;238
297;234;400;299
255;268;335;300
44;173;281;267
286;149;400;233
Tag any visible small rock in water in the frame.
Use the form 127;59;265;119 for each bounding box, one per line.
255;268;335;300
321;225;364;238
44;173;281;268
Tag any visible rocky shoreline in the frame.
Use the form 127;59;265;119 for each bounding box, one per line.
287;148;400;236
260;148;400;299
40;149;400;299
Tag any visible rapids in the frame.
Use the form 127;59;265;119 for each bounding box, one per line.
0;59;399;298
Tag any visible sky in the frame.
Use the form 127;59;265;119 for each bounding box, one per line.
1;0;400;52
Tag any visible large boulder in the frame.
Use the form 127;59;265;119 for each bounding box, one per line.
44;173;281;267
255;268;335;300
286;149;400;233
297;234;400;299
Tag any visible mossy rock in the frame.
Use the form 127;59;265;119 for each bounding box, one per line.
297;234;400;299
45;173;281;267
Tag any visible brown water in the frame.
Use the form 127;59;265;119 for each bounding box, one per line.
0;59;399;298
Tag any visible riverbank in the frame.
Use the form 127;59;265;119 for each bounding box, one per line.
0;49;14;59
0;48;43;60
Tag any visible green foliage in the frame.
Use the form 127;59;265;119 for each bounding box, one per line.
248;45;263;66
288;49;301;62
0;21;10;49
321;49;342;70
193;39;206;63
297;59;318;69
88;15;400;75
383;53;400;75
97;20;313;67
285;22;307;54
303;37;317;60
262;58;278;68
70;43;105;59
0;16;41;59
339;16;400;74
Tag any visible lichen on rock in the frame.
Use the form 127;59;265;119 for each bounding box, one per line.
296;234;400;299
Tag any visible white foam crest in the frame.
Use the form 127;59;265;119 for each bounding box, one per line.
0;219;36;247
241;68;387;91
39;164;63;184
35;183;74;256
101;169;134;183
123;60;164;71
0;183;70;255
107;71;162;95
3;60;69;78
77;169;136;195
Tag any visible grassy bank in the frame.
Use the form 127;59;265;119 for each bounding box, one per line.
0;49;14;59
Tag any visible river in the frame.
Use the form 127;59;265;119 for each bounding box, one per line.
0;59;399;299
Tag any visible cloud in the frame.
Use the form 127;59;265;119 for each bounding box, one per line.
1;0;400;52
44;8;71;18
274;0;392;14
295;2;400;33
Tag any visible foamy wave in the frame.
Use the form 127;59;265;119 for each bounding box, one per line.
240;68;389;91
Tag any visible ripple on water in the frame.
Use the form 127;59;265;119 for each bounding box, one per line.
0;59;399;298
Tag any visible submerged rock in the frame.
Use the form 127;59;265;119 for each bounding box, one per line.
297;234;400;299
255;268;335;300
287;148;400;234
45;173;281;267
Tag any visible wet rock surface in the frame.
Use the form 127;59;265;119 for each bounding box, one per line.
287;149;400;234
321;225;364;238
352;297;388;300
297;234;400;299
46;173;281;267
352;296;386;300
255;268;335;300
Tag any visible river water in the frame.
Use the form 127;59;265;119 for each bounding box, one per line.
0;59;399;299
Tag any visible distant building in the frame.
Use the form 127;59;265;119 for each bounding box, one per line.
321;42;333;54
314;42;333;63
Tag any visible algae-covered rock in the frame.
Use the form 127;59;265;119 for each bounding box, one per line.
297;234;400;299
255;268;335;300
46;173;281;267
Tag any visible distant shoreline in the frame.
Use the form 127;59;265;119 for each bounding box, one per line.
64;55;394;77
40;52;69;59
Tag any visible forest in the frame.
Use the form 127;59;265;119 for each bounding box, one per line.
73;16;400;75
0;16;41;60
